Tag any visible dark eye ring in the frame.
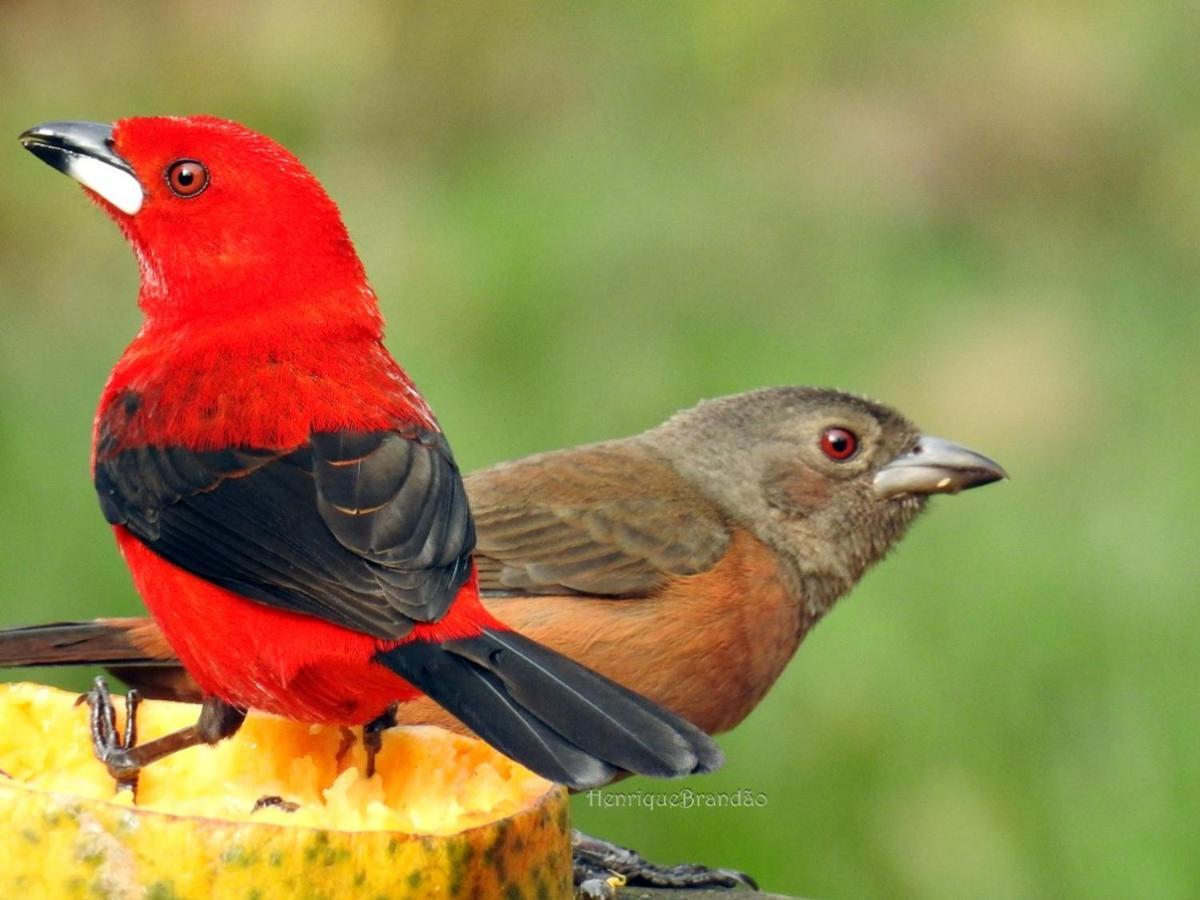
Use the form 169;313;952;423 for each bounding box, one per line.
165;159;209;198
820;427;858;461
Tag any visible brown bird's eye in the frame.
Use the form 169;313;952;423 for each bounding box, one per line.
165;159;209;198
820;427;858;461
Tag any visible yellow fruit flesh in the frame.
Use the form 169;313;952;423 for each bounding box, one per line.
0;683;571;899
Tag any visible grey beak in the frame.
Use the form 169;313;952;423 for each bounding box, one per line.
20;120;144;215
873;436;1007;499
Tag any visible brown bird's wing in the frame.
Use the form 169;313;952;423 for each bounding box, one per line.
467;440;731;597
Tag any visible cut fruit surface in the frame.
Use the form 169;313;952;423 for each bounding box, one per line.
0;682;571;898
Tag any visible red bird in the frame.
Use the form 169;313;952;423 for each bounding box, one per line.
17;117;719;791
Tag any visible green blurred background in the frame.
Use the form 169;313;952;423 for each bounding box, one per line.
1;2;1195;897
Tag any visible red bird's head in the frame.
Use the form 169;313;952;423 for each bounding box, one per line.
20;117;378;331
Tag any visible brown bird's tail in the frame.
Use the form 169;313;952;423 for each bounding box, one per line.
0;619;166;668
378;627;724;789
0;619;200;702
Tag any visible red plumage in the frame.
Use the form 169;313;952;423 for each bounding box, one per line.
23;114;719;788
116;534;489;724
94;117;497;725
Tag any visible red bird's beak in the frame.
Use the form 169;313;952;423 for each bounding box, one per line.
19;120;144;215
873;436;1007;499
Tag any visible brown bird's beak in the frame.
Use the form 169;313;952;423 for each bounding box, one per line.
872;436;1007;499
19;120;144;215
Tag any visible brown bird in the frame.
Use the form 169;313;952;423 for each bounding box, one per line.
0;386;1005;725
0;386;1004;889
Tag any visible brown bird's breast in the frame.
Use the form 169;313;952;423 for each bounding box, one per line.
395;528;804;737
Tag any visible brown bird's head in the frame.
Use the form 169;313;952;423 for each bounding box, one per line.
646;387;1005;620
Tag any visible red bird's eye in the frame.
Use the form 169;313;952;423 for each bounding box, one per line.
820;427;858;461
165;159;209;198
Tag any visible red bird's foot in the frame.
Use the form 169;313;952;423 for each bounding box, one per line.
76;676;247;796
571;829;757;896
77;676;142;793
362;703;398;778
335;726;357;765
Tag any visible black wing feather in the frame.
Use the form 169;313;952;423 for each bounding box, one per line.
96;428;475;639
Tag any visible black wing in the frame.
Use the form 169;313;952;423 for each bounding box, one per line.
95;428;475;639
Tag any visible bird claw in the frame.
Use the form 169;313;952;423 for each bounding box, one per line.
362;704;397;778
77;676;142;793
572;829;757;892
335;727;357;766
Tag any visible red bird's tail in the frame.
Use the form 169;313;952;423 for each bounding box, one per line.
378;627;724;789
